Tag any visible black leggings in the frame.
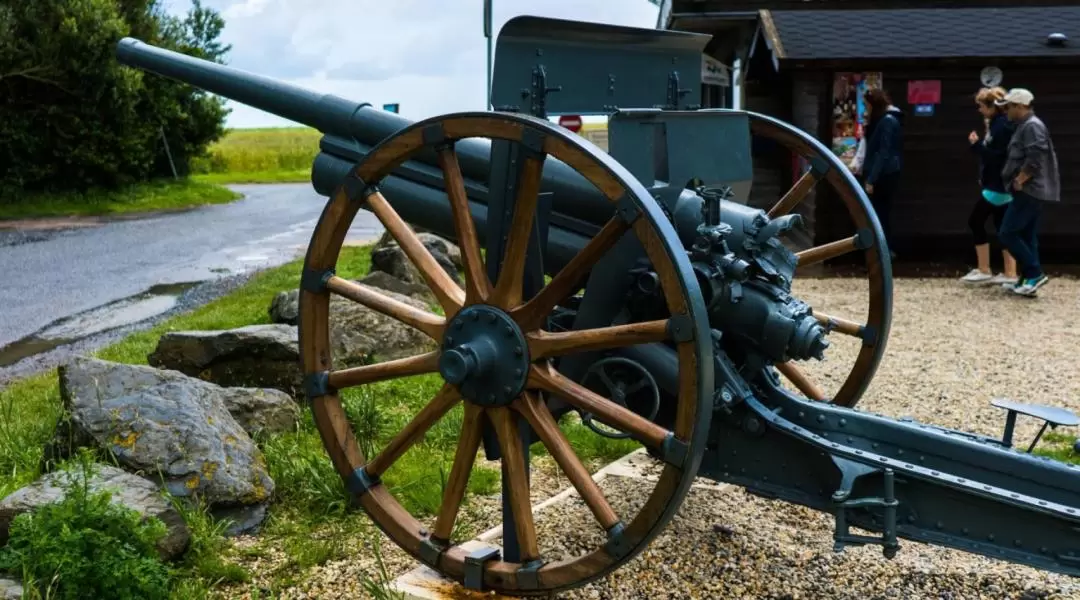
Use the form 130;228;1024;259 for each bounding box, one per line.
968;196;1007;245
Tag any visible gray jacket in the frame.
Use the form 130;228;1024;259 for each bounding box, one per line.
1001;113;1060;202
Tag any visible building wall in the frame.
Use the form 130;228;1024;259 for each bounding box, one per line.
802;63;1080;262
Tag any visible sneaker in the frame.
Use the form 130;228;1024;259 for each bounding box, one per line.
960;269;994;284
1009;274;1050;297
1001;276;1023;291
990;273;1017;285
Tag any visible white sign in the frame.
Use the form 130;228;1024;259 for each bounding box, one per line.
980;66;1003;87
702;54;730;87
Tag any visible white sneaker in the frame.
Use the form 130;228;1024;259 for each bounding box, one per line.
990;273;1017;285
960;269;994;284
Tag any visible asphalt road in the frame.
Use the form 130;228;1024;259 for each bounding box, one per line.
0;183;384;355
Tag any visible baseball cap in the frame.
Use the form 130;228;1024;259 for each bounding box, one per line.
995;88;1034;106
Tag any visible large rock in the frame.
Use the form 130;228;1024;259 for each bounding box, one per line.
264;286;437;370
45;357;277;535
0;578;21;600
371;235;460;286
328;289;437;365
147;324;305;401
0;464;190;561
267;272;434;327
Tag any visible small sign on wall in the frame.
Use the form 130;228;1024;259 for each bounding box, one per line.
908;80;942;105
914;104;935;117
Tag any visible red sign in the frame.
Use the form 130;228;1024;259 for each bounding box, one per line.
558;115;582;133
908;80;942;105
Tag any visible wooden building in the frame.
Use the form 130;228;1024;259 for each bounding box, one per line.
662;1;1080;263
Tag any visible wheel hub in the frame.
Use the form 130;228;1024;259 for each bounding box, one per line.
439;304;530;407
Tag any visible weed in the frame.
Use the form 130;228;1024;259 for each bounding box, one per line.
0;455;171;600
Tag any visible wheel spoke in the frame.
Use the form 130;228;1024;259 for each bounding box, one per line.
795;233;864;268
528;362;669;448
366;385;461;478
515;392;619;529
436;147;492;305
776;361;827;402
768;169;818;219
327;351;440;390
488;405;540;561
527;319;670;361
813;311;866;339
491;152;547;309
365;190;466;314
326;276;445;339
432;403;484;542
512;216;630;330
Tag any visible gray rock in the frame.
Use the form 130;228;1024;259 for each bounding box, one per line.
415;232;462;270
268;271;435;330
0;464;190;561
371;239;459;285
147;324;305;402
357;270;435;303
0;578;21;600
218;387;300;436
46;357;275;534
328;288;437;365
268;289;299;325
264;286;437;370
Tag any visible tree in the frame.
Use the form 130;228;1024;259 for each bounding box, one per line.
0;0;231;200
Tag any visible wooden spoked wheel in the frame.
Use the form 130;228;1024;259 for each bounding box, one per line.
297;112;713;595
747;111;893;409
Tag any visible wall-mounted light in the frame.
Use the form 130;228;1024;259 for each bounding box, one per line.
1047;33;1069;47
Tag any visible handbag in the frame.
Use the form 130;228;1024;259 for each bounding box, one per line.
982;189;1013;206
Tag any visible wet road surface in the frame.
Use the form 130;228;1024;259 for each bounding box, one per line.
0;183;383;374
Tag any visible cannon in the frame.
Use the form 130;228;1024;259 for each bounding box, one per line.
116;16;1080;597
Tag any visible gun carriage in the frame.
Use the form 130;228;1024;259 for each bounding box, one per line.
116;16;1080;597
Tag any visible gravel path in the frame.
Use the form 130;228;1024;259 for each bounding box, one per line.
218;275;1080;599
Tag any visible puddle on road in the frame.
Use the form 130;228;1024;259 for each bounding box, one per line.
0;282;199;368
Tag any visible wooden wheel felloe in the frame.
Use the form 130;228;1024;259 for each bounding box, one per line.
297;112;713;595
747;111;893;409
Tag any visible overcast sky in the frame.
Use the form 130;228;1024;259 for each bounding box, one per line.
161;0;660;129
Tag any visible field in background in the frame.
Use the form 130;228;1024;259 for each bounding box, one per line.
191;121;612;185
191;127;322;184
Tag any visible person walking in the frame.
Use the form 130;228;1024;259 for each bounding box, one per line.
960;86;1018;285
995;87;1059;297
861;88;904;258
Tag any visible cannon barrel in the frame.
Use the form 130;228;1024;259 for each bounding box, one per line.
115;37;619;234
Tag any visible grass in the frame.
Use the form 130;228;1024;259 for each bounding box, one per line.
0;179;241;221
190;127;322;185
0;243;640;598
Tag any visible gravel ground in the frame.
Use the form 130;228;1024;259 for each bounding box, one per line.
216;275;1080;599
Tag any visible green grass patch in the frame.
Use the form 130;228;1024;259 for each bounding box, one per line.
1032;430;1080;465
0;179;242;221
0;241;641;598
190;127;321;185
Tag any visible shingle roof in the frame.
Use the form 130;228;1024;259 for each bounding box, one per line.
767;8;1080;60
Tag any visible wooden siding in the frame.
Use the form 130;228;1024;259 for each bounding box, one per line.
802;64;1080;262
671;0;1080;14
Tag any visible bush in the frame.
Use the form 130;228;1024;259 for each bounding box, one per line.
0;461;172;600
0;0;230;201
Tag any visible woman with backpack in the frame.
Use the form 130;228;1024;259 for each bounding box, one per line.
960;86;1017;285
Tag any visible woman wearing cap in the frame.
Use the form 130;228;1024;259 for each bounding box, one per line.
960;86;1017;285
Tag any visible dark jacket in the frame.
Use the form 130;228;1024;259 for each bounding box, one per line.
1001;113;1060;202
970;113;1013;193
864;106;905;186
